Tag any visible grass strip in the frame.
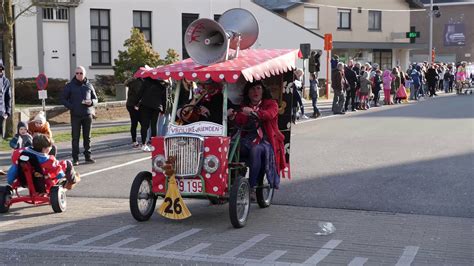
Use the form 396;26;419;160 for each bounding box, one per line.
0;125;130;152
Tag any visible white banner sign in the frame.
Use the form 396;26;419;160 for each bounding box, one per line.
168;121;224;136
38;90;48;99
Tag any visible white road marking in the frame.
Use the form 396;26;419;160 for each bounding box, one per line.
144;228;201;251
303;239;342;265
72;225;135;246
2;223;75;244
0;221;16;228
182;243;211;255
107;237;139;248
395;246;419;266
261;250;287;262
222;234;270;258
348;257;368;266
37;235;70;244
80;156;151;177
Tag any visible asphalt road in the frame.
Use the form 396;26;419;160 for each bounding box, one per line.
1;93;473;265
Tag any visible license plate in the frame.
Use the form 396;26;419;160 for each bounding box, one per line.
177;179;203;194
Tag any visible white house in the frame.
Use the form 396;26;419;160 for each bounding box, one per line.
9;0;325;80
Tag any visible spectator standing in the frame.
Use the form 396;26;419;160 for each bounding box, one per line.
331;62;346;114
9;121;32;149
309;73;321;118
344;60;358;112
372;70;383;107
0;62;11;139
125;78;143;148
426;65;439;97
383;70;393;105
61;66;98;165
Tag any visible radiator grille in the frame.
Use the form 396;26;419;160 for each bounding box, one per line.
165;136;203;176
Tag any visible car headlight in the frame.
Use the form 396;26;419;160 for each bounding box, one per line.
152;154;166;172
203;155;219;173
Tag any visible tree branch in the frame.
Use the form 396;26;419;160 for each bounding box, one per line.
13;3;35;22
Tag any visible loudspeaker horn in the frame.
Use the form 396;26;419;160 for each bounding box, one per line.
184;8;259;66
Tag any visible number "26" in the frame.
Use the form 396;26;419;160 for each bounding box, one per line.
163;197;182;214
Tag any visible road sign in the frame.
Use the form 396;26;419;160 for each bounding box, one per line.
324;34;333;51
406;26;420;44
35;73;48;90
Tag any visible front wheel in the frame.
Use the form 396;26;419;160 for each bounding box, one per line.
50;186;67;213
130;171;156;221
229;176;250;228
256;174;274;208
0;186;13;213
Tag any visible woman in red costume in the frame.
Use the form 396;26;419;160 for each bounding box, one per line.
228;81;287;191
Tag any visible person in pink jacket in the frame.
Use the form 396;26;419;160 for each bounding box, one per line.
382;70;393;105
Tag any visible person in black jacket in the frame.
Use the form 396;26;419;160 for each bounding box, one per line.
425;65;439;97
344;60;358;112
0;62;11;139
125;78;143;148
61;66;98;165
137;78;167;151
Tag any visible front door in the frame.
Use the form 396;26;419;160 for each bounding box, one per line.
43;21;70;79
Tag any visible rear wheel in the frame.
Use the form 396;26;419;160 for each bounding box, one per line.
130;171;156;221
229;176;250;228
0;186;12;213
256;174;274;208
50;186;67;213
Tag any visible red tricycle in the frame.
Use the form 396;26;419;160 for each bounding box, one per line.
0;150;68;213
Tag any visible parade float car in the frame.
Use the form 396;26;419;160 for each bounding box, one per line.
129;8;296;228
0;149;68;213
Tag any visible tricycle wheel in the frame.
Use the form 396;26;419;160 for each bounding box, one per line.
0;186;13;213
50;186;67;213
130;171;156;221
229;176;250;228
256;174;274;208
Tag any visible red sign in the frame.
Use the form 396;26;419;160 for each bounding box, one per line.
35;73;48;90
324;34;333;51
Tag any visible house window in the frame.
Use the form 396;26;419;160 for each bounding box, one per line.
337;9;351;30
90;9;111;65
304;7;319;29
43;7;68;21
133;11;151;43
368;10;381;31
182;13;199;59
373;49;392;70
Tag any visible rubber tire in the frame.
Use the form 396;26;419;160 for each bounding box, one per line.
129;171;157;221
50;186;67;213
229;176;250;228
256;174;274;208
0;186;12;213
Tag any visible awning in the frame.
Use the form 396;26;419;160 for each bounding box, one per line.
134;49;298;83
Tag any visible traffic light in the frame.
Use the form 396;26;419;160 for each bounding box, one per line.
324;34;333;51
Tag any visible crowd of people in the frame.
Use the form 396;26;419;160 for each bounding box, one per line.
327;56;472;115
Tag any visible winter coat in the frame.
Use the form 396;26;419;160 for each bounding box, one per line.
137;78;167;112
234;99;288;179
382;70;393;90
28;121;52;138
425;68;439;85
0;75;11;116
344;66;358;90
331;69;344;92
61;77;98;117
359;72;372;95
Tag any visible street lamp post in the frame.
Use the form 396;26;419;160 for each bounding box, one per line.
429;0;433;63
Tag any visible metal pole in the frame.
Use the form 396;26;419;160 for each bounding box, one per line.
429;0;433;63
326;50;330;99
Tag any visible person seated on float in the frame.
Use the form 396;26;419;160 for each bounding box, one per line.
227;81;287;192
6;134;80;190
177;80;223;125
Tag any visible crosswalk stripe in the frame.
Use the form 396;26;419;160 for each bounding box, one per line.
222;234;270;258
2;223;75;244
73;225;135;246
144;228;201;251
348;257;368;266
303;239;342;265
38;235;71;244
261;250;287;262
395;246;419;266
107;237;139;248
0;221;16;228
182;243;211;255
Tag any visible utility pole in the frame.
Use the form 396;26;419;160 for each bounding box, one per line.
429;0;433;63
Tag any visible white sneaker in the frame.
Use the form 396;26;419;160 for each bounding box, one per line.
141;144;151;152
301;114;309;120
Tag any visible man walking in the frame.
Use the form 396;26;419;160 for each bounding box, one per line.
61;66;98;165
0;62;11;139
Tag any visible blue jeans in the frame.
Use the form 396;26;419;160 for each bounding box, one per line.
311;96;320;115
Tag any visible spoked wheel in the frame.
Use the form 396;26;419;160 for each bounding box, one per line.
256;174;274;208
0;186;12;213
50;186;67;213
229;176;250;228
130;171;157;221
